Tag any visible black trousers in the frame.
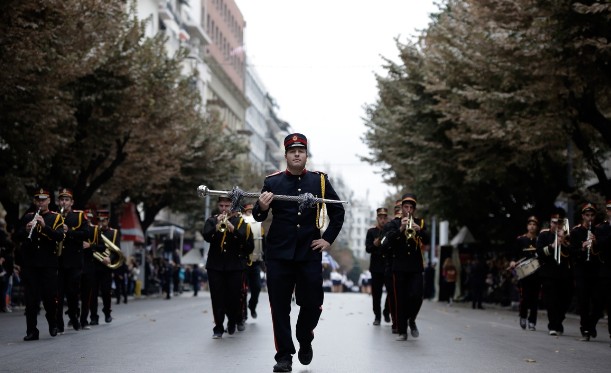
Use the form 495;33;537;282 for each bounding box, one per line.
57;267;82;329
91;268;112;318
247;262;262;312
266;259;323;363
393;271;423;334
574;268;602;335
595;275;611;336
22;266;58;335
384;267;396;329
541;275;573;332
80;268;95;324
207;269;243;334
371;271;386;319
518;273;541;324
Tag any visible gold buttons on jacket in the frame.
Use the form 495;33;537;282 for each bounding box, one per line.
298;188;301;192
297;224;300;228
298;212;301;216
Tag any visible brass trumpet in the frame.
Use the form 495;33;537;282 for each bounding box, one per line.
56;206;65;257
217;213;229;232
405;213;416;241
93;234;125;270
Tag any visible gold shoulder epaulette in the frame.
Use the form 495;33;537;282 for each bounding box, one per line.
311;170;327;175
266;171;282;178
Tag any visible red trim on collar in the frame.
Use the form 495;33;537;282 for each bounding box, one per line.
284;168;307;176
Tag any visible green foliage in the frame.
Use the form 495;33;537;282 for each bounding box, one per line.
0;0;247;231
363;0;611;244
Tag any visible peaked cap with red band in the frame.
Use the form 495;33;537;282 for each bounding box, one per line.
58;188;73;199
34;188;50;200
284;133;307;150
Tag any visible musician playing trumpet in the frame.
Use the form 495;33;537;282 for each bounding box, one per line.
203;196;254;339
569;202;600;341
15;188;65;341
380;193;426;341
536;209;572;336
55;188;89;333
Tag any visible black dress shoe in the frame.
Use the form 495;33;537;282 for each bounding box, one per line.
298;344;313;365
383;309;391;323
227;323;236;335
23;332;39;341
71;318;81;331
104;315;113;323
250;308;257;319
273;360;292;372
49;326;59;337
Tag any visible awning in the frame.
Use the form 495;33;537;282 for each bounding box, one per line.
120;202;145;243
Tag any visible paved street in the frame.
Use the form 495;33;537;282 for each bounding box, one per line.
1;291;609;373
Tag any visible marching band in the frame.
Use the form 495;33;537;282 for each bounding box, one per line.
3;151;611;368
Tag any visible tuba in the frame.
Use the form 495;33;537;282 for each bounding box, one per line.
93;234;125;270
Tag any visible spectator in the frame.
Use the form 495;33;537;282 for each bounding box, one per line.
442;258;457;305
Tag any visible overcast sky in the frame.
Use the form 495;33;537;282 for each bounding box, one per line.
234;0;439;209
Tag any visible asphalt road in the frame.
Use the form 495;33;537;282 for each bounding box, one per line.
1;291;609;373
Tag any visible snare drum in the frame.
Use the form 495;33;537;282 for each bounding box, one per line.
515;257;540;280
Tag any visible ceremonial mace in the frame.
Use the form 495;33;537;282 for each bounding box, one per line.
197;185;349;212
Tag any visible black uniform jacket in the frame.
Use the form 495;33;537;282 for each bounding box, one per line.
59;210;90;269
203;214;254;271
365;226;385;273
569;224;600;272
536;229;571;278
381;217;427;273
514;234;537;262
253;169;345;262
594;221;611;276
16;210;64;268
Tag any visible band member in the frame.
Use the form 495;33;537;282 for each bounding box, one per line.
203;196;254;339
509;216;541;331
594;200;611;346
90;209;120;324
570;202;600;340
383;200;402;333
536;210;573;336
365;207;389;326
15;188;64;341
242;203;265;320
55;188;89;333
381;193;427;341
80;209;97;328
253;133;345;372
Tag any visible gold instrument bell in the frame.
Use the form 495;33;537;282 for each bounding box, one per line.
93;234;125;270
